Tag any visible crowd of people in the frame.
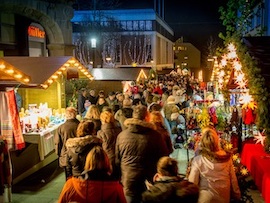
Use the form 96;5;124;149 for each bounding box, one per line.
55;71;241;203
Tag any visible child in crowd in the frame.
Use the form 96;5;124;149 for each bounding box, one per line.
142;156;199;203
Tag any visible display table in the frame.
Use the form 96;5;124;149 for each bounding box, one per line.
11;123;62;184
23;124;60;160
241;143;270;203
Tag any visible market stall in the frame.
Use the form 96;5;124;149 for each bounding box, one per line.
210;36;270;202
0;56;94;184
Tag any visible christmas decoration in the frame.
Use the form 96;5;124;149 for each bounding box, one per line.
253;131;266;146
196;107;212;129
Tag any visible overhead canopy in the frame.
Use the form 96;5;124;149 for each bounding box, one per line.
0;56;94;88
90;68;150;81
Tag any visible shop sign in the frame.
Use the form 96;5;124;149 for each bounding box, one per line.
28;26;45;38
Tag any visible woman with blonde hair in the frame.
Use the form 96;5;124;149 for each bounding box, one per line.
188;127;241;203
148;111;173;154
58;146;127;203
84;104;102;134
97;110;122;179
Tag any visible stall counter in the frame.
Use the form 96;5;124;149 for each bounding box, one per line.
11;123;63;184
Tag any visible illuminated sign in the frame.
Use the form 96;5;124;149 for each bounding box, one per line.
28;26;45;38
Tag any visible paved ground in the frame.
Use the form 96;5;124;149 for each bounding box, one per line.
8;147;265;203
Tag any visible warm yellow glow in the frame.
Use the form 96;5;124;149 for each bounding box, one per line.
57;71;62;75
132;62;137;67
23;78;30;83
41;84;48;89
47;79;53;84
136;69;147;82
220;70;225;77
74;63;79;67
68;59;75;64
0;64;5;69
198;70;203;81
60;67;66;70
64;63;70;67
52;75;58;79
14;74;23;78
6;69;14;74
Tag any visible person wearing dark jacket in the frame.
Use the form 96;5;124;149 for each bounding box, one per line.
97;110;122;179
77;88;87;116
65;120;102;178
142;156;199;203
55;107;80;180
115;105;169;203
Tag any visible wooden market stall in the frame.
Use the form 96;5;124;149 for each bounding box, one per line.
0;56;93;184
214;36;270;203
89;67;150;94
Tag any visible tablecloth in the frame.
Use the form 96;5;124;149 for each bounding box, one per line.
241;143;270;203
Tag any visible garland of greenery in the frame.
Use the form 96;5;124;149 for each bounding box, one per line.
219;0;270;152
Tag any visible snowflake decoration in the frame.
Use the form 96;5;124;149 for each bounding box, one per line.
253;130;266;146
240;167;249;176
232;154;239;162
225;143;233;150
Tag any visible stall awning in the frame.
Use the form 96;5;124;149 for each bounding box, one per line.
90;68;150;81
0;56;94;88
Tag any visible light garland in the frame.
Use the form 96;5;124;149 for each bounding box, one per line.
40;57;94;89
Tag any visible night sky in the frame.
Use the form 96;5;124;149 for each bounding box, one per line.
119;0;227;55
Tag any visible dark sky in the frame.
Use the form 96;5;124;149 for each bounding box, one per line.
119;0;227;54
165;0;227;53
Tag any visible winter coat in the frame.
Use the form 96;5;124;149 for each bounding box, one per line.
55;118;80;168
97;122;122;179
154;124;173;154
66;135;102;177
58;171;126;203
142;177;199;203
115;118;169;199
188;149;241;203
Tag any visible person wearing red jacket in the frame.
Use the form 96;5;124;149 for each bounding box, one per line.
58;145;126;203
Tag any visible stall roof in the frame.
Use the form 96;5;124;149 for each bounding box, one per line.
90;68;150;81
0;56;93;88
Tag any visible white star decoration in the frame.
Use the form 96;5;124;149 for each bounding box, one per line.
253;130;266;146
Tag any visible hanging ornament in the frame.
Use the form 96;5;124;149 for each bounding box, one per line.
253;130;266;146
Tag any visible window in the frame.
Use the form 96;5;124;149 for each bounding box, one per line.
256;8;261;27
0;13;15;44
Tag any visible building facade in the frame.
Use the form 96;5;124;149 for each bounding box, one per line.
71;8;174;71
242;0;270;36
0;0;75;57
173;37;204;80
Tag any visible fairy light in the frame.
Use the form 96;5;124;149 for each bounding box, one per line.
0;64;5;69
